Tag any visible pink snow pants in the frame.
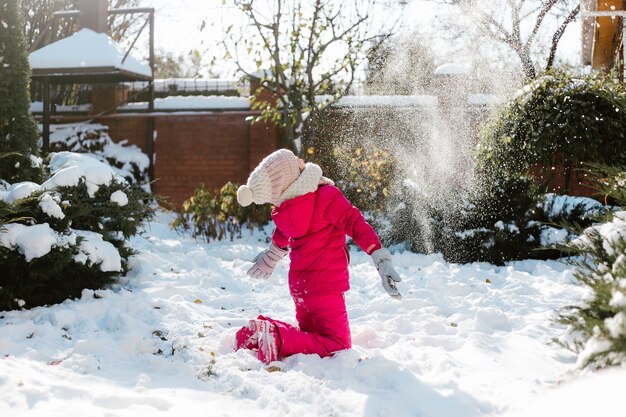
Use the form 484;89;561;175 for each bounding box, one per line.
263;292;351;359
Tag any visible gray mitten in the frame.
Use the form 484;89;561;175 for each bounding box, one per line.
247;243;288;279
371;248;402;299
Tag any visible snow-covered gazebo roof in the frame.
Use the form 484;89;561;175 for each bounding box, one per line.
29;28;152;83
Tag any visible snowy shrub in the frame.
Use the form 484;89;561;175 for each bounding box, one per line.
388;175;545;264
388;177;607;265
0;152;154;311
445;69;626;264
173;182;271;242
536;192;607;249
449;176;544;264
46;123;150;187
557;166;626;369
441;185;609;265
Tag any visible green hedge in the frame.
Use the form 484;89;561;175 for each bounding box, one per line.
440;69;626;264
477;69;626;189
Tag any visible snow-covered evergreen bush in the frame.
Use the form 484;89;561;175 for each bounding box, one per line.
0;152;154;311
47;123;150;188
0;0;41;183
173;182;271;242
558;166;626;369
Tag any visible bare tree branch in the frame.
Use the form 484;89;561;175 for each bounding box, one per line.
527;0;559;46
546;4;580;69
449;0;576;79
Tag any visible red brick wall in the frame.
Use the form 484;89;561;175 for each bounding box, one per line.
98;114;149;150
155;113;249;206
249;119;279;172
529;163;596;198
95;112;280;207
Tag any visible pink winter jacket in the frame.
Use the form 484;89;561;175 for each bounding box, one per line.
271;185;382;297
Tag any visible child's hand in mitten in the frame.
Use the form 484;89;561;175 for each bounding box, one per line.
247;243;288;279
371;248;402;299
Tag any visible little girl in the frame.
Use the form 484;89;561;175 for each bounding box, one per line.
234;148;401;364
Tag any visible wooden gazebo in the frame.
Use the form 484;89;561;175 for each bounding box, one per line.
28;1;156;179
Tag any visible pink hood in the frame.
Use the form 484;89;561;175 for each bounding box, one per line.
271;185;381;297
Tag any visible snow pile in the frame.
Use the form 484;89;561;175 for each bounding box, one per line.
542;193;605;220
434;62;472;75
538;193;607;247
0;220;120;273
0;181;40;203
1;211;623;416
110;190;129;206
540;227;569;246
571;211;626;256
45;123;150;186
0;223;64;262
42;152;124;197
38;193;65;219
73;230;122;272
102;140;150;174
1;152;127;209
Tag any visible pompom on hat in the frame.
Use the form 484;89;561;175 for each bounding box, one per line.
237;149;303;207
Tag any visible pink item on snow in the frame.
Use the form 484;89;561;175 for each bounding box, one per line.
234;317;281;364
270;293;351;358
257;319;280;364
234;319;260;351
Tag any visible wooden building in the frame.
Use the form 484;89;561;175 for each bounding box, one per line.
582;0;625;78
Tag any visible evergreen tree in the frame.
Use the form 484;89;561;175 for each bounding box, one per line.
557;165;626;369
0;0;41;183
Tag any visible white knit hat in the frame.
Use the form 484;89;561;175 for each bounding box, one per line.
237;149;303;207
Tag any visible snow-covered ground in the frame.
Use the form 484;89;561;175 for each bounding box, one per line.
1;210;623;416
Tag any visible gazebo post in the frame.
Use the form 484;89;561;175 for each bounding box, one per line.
147;8;155;182
42;76;50;154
